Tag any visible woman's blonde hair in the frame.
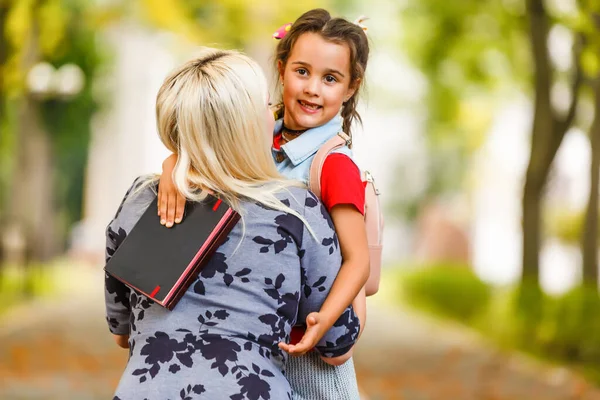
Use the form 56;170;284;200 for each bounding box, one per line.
155;48;310;228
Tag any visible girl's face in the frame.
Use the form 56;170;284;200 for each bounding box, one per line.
279;32;356;131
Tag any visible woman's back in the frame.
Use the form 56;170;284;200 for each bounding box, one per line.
105;179;359;400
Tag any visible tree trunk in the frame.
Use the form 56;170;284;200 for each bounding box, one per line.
1;3;57;273
521;0;581;285
582;79;600;285
522;0;554;285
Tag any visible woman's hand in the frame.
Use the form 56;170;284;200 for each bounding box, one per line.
158;154;186;227
113;334;130;349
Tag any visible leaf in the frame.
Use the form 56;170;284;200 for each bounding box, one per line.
198;315;205;324
260;247;269;253
177;353;193;368
259;314;278;326
265;278;273;285
235;268;251;277
176;329;191;333
274;240;287;254
322;237;334;246
187;384;191;392
180;389;185;398
329;247;334;255
305;196;318;207
205;321;218;326
223;274;234;286
304;286;312;298
264;288;280;300
261;369;275;377
149;363;160;378
241;277;250;283
275;274;285;289
140;376;147;383
253;236;274;245
138;310;145;320
192;384;205;394
169;364;181;373
218;364;229;376
312;276;326;287
244;341;253;351
319;287;326;292
206;311;212;319
133;368;148;375
252;363;261;374
214;310;230;320
193;281;205;295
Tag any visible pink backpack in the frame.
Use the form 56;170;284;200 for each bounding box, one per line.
309;132;384;296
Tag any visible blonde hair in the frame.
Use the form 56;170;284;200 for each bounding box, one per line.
155;49;312;232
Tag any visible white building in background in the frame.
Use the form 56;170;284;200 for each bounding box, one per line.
75;23;180;258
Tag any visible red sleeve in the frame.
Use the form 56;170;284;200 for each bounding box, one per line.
320;153;365;215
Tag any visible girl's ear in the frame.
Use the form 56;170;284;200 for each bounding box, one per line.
344;78;361;102
277;60;285;83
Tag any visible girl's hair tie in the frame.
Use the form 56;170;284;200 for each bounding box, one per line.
353;16;369;35
272;23;292;40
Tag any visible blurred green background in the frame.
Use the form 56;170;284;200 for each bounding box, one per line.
3;0;600;399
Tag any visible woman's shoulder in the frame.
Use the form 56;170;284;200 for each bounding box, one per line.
110;175;158;230
272;186;323;214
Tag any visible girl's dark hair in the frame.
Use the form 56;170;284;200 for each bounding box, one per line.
274;8;369;137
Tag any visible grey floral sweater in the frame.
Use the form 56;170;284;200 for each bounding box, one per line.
104;179;359;400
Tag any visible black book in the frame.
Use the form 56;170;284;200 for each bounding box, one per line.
104;195;240;310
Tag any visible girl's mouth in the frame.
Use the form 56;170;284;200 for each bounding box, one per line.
298;100;322;113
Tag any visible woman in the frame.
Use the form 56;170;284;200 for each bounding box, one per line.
104;49;359;400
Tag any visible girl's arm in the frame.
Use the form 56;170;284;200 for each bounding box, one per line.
158;153;186;227
280;204;369;356
284;192;361;363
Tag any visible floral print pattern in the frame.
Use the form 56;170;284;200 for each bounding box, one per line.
105;181;358;399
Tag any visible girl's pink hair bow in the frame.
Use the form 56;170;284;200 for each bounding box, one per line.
272;23;292;40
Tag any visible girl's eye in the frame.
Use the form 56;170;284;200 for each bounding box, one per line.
325;75;337;83
296;68;308;76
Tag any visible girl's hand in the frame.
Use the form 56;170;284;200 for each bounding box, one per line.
158;154;185;227
278;312;326;356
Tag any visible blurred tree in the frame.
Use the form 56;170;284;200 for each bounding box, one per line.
582;77;600;284
581;9;600;285
520;0;582;292
400;0;530;202
399;1;587;298
1;0;103;267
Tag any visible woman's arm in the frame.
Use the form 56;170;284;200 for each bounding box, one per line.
158;153;185;227
113;334;129;349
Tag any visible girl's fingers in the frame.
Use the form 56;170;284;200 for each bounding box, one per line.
175;194;186;223
157;190;162;216
159;194;168;225
166;194;176;228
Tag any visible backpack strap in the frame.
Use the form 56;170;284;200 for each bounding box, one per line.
308;132;352;197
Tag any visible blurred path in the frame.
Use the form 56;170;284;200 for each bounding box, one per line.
1;265;599;399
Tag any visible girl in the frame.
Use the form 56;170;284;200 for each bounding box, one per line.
159;9;371;399
105;49;359;400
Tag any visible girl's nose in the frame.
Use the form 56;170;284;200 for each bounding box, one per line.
303;77;320;97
